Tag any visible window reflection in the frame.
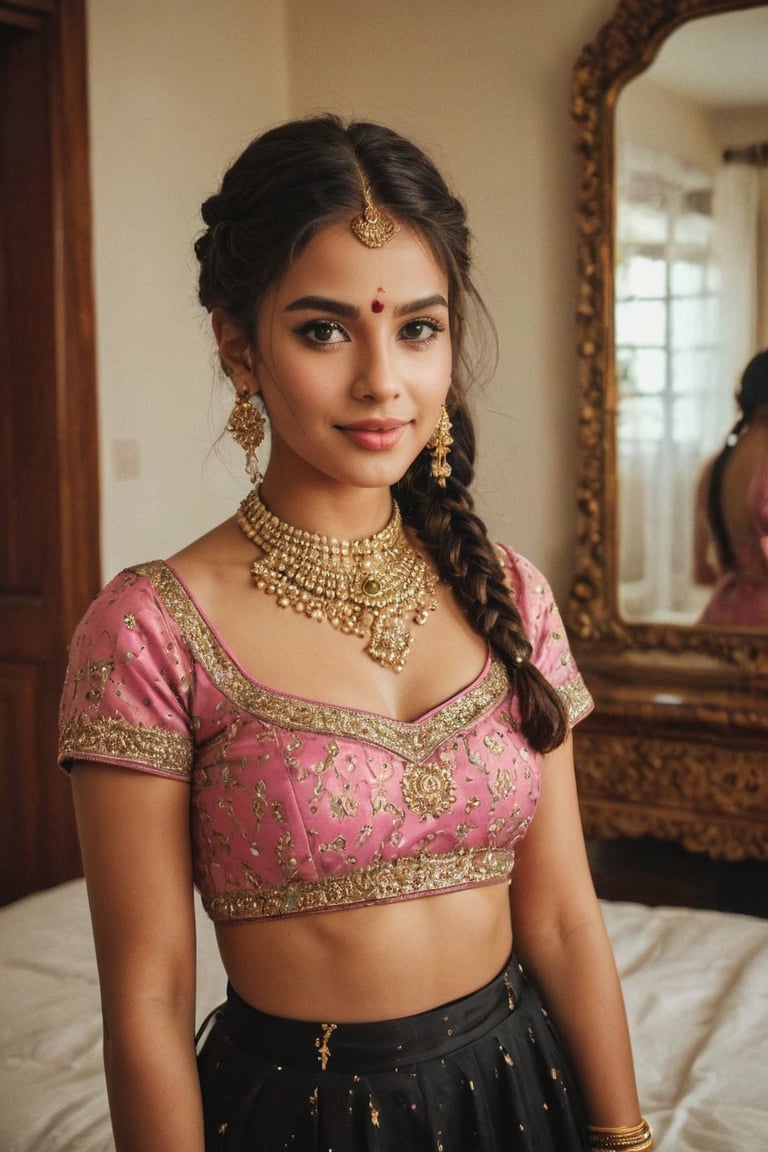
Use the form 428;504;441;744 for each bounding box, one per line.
616;155;724;621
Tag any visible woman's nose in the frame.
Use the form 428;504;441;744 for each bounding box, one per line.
352;341;401;401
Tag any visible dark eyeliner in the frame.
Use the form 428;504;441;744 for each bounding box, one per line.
293;318;348;344
399;317;446;340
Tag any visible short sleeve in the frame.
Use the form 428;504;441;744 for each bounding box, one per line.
58;567;194;780
497;545;594;727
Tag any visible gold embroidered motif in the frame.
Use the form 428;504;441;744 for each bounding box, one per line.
82;659;114;706
401;758;456;821
59;714;192;777
556;674;592;725
205;845;514;921
315;1023;337;1070
133;562;510;762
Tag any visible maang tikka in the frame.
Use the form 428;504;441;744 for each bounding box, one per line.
426;405;453;487
228;388;265;485
351;175;400;249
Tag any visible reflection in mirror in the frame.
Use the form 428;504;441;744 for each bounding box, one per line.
614;9;768;625
568;0;768;865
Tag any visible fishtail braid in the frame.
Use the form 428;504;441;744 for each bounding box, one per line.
395;401;568;753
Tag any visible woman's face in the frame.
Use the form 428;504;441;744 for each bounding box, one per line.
250;219;452;505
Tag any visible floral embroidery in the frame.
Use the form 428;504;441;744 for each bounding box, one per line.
401;756;457;821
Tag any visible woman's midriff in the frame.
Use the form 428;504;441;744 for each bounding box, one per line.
215;880;513;1023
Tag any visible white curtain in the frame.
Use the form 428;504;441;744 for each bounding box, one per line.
711;162;760;412
616;155;761;622
758;167;768;350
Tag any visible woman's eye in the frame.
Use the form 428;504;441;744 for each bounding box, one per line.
399;318;445;343
296;320;348;345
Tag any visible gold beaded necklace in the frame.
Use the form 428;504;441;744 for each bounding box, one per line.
236;489;438;672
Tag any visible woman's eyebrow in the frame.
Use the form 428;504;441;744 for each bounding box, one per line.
394;294;449;316
284;293;449;319
284;295;359;318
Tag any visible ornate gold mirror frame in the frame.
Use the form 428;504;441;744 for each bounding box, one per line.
567;0;768;859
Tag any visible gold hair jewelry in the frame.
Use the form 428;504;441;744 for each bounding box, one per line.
426;405;453;487
586;1119;654;1152
236;490;438;672
228;388;265;484
351;176;400;248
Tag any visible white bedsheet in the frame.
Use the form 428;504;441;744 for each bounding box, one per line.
0;879;766;1150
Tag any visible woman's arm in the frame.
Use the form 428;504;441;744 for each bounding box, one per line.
72;763;204;1152
508;734;642;1127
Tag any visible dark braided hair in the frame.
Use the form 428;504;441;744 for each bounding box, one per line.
195;114;567;753
707;349;768;571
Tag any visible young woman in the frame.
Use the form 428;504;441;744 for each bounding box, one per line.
59;115;651;1152
695;348;768;626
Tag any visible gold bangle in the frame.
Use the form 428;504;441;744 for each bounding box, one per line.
586;1118;654;1151
586;1139;653;1151
587;1139;653;1152
589;1133;654;1142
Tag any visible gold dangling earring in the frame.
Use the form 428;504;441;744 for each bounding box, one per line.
228;388;265;485
426;405;453;487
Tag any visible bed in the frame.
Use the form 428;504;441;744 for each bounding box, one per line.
0;878;766;1151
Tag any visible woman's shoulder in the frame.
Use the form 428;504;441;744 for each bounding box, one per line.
66;564;191;683
166;516;246;569
76;518;245;630
494;543;593;724
59;562;197;777
494;543;557;609
78;564;163;625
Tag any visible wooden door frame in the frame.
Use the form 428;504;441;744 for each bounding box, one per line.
2;0;100;646
1;0;100;898
49;0;101;640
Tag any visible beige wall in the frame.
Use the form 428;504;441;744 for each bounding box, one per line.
618;79;721;172
87;0;288;579
88;0;617;600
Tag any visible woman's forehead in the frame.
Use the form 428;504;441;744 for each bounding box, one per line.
272;221;448;305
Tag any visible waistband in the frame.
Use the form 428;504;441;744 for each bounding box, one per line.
219;956;524;1074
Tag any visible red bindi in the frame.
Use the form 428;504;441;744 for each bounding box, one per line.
371;299;385;313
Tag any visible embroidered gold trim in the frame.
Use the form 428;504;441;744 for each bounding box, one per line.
59;713;192;778
204;846;515;921
133;562;510;763
557;674;593;725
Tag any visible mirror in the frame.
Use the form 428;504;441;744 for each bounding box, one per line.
567;0;768;861
614;9;768;625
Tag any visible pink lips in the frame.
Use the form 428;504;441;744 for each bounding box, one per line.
339;421;408;451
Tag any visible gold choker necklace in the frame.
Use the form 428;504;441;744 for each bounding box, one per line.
236;490;438;672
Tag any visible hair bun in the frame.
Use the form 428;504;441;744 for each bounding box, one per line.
201;195;225;227
737;349;768;415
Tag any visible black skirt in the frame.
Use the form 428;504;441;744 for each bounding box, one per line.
197;955;588;1151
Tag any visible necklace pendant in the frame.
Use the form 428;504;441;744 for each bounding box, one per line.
236;490;438;671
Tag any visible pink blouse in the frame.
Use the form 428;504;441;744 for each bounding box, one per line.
58;547;592;923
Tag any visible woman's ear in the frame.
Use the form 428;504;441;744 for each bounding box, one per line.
211;308;256;386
